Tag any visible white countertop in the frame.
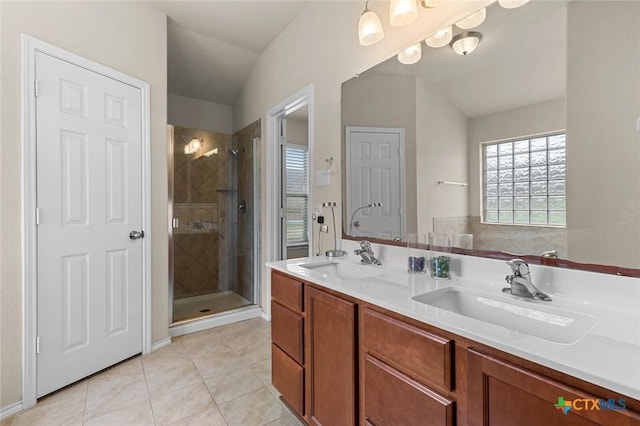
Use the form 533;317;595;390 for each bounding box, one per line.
266;242;640;400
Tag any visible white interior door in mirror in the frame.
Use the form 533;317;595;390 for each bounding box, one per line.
346;127;405;240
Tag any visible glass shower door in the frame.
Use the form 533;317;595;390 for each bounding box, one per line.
170;125;255;323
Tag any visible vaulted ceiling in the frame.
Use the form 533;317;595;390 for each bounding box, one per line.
150;1;310;106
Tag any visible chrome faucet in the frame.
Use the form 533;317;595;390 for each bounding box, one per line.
354;240;382;265
503;259;552;301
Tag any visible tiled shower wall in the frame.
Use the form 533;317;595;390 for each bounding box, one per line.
172;126;234;299
432;215;567;258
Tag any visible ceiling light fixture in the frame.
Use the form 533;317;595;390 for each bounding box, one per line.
450;31;482;56
455;8;486;30
397;43;422;64
358;0;384;46
425;26;452;48
390;0;418;27
498;0;531;9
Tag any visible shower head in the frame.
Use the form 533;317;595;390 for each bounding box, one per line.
228;148;245;159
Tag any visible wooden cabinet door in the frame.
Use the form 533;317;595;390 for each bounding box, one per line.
306;286;357;426
468;349;640;426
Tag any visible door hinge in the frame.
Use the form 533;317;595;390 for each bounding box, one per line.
279;208;285;218
36;336;40;354
35;208;40;225
34;80;39;97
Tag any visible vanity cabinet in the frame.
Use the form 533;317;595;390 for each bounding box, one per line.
361;308;455;426
270;270;640;426
271;271;305;418
271;271;357;425
467;349;640;426
306;286;357;426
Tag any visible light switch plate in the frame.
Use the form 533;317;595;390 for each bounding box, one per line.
316;170;330;186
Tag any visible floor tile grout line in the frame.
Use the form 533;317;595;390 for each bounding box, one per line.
184;333;231;425
142;342;162;425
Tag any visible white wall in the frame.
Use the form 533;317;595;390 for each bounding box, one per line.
415;77;469;234
0;1;167;409
168;93;233;134
286;118;308;147
566;1;640;268
341;73;417;233
468;98;566;216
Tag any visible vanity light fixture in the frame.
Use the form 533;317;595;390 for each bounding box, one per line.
455;8;486;30
390;0;418;27
184;138;202;154
397;43;422;64
425;26;452;48
358;0;384;46
450;31;482;56
498;0;530;9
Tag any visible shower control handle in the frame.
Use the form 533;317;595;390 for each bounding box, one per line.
129;230;145;240
238;200;247;213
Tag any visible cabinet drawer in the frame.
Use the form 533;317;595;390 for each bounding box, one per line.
272;343;304;417
271;301;304;364
364;354;454;426
363;308;454;391
272;271;303;313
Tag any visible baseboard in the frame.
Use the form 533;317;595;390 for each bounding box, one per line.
1;401;23;421
150;337;172;352
261;311;271;321
169;306;263;337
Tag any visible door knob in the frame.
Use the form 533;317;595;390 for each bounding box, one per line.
129;230;145;240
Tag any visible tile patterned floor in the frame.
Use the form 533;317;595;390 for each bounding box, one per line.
3;318;302;426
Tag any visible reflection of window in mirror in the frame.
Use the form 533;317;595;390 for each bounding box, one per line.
482;132;566;227
285;144;310;259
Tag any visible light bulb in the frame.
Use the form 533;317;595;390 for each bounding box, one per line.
456;8;486;30
498;0;530;9
390;0;418;27
358;9;384;46
398;43;422;64
425;26;452;48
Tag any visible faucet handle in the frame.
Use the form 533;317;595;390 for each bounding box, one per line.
359;240;372;251
506;259;529;276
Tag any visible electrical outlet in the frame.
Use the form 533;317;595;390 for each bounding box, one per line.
320;225;329;233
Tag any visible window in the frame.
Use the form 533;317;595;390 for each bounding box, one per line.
483;133;566;227
285;145;309;245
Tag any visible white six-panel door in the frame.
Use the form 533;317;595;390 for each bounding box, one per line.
35;51;143;397
346;127;405;240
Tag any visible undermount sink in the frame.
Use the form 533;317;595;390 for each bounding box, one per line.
299;261;384;281
412;287;598;344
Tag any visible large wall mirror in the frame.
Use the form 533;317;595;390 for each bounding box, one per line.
342;0;639;274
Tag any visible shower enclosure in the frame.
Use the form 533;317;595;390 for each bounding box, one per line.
168;125;257;323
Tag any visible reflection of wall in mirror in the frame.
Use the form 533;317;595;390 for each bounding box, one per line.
566;1;640;269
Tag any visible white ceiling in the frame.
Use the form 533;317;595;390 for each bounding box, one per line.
150;1;310;106
367;1;568;119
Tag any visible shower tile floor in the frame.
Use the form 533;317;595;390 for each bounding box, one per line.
173;291;253;322
3;318;302;426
